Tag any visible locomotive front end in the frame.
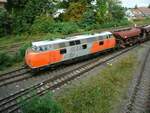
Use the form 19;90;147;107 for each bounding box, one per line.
25;45;50;70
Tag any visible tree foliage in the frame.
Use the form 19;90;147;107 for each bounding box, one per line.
62;2;86;21
109;1;125;20
0;0;126;37
0;8;12;37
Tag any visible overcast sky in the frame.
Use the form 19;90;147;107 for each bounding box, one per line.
120;0;150;8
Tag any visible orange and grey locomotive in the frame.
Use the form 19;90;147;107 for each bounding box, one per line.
25;32;116;70
25;25;150;71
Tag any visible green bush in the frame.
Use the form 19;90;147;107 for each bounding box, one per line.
79;9;96;30
0;43;30;70
53;22;80;35
21;93;64;113
31;16;80;35
0;51;14;70
31;16;55;33
16;43;31;62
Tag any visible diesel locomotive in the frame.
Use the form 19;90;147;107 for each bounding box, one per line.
25;25;150;71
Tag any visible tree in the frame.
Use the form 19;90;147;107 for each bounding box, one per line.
109;4;125;20
63;2;87;21
135;4;138;9
6;0;29;13
10;0;53;33
0;8;12;37
148;4;150;8
96;0;112;23
80;8;96;28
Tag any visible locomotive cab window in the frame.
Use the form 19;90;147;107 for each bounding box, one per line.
82;44;87;49
99;41;104;45
69;41;75;46
106;35;109;39
39;46;44;51
60;48;67;54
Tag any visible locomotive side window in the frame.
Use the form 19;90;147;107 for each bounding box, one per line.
39;47;43;51
106;35;109;39
109;34;112;38
69;41;75;46
75;40;81;45
99;36;104;40
60;48;67;54
82;44;87;49
59;43;66;48
53;44;59;49
87;37;95;43
99;41;104;45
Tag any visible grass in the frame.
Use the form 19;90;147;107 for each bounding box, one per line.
132;18;150;25
56;54;137;113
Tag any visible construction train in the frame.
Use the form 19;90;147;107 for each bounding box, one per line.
25;25;150;71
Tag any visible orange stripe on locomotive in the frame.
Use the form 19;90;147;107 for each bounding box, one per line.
91;36;116;53
25;49;63;68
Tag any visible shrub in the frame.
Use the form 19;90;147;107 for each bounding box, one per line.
0;51;14;70
79;9;96;30
31;16;55;34
31;16;80;35
53;22;80;35
21;93;64;113
16;43;31;62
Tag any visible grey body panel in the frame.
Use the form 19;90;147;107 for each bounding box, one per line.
62;43;93;61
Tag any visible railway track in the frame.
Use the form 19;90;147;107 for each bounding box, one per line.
0;46;137;113
124;47;150;113
0;67;31;87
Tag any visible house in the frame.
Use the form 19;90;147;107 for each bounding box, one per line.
126;7;150;20
0;0;7;8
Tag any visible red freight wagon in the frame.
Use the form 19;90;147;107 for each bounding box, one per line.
113;28;142;47
141;25;150;40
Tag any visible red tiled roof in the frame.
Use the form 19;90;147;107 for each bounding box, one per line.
138;7;150;16
130;7;150;17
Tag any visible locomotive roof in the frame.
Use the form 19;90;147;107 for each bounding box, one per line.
32;39;67;47
32;31;112;47
69;32;112;40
